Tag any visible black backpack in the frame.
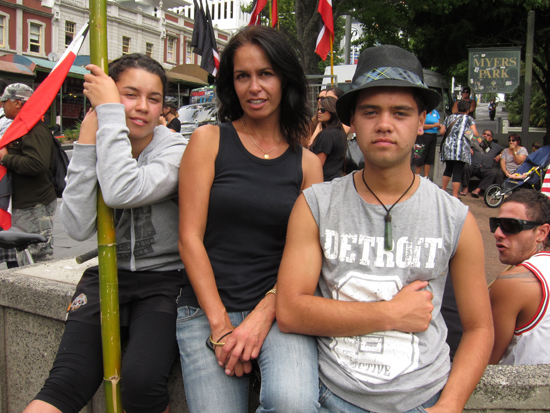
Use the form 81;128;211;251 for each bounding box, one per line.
51;135;69;198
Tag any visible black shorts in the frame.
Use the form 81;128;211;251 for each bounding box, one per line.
34;266;184;413
411;133;437;166
66;266;184;326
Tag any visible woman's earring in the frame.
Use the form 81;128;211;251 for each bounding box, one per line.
418;128;423;133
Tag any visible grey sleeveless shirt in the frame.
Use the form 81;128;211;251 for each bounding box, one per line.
304;174;468;412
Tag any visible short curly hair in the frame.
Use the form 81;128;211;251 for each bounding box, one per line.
503;189;550;247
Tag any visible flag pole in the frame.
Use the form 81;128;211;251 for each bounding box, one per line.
269;0;272;26
89;0;123;410
330;36;334;84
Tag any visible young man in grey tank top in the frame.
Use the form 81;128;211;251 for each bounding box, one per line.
276;46;493;412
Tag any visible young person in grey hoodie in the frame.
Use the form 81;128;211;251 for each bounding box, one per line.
24;54;186;413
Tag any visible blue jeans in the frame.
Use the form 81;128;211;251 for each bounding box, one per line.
319;382;441;413
176;306;320;413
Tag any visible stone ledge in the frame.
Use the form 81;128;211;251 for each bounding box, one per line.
466;364;550;411
1;259;550;412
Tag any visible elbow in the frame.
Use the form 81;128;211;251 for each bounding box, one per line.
275;300;299;334
276;312;294;334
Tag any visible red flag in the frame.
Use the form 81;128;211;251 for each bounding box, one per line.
248;0;267;26
315;0;334;61
0;21;89;229
271;0;278;27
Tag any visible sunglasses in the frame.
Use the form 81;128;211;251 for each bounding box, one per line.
462;91;470;94
482;133;492;137
317;107;327;113
509;139;517;142
489;217;543;234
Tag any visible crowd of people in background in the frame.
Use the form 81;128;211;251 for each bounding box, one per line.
0;24;547;413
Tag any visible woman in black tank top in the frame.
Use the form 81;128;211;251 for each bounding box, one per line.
176;26;323;412
310;95;348;181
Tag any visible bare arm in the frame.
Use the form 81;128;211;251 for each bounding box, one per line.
301;147;324;189
276;194;434;337
500;153;509;177
316;152;327;167
471;124;479;137
489;266;542;364
510;144;527;165
426;212;494;413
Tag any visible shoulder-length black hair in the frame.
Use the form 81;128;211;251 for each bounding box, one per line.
216;26;310;150
109;53;167;101
319;96;343;130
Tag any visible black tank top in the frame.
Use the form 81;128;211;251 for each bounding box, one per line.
179;122;303;311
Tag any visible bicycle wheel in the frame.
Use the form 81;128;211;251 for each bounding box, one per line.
484;184;504;208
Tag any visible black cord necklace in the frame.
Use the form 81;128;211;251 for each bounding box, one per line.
361;169;416;251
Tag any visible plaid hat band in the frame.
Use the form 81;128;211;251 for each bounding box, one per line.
353;67;428;90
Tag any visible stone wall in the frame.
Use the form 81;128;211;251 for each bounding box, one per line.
1;260;549;412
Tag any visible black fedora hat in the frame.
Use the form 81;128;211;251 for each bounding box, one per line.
336;45;441;126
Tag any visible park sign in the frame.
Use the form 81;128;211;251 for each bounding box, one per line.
468;47;521;94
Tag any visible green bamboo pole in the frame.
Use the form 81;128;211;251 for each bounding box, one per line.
89;0;123;411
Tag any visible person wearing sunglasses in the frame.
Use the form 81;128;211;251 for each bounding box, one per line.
461;129;504;198
452;86;476;117
497;133;528;182
310;96;348;181
307;87;350;147
489;189;550;365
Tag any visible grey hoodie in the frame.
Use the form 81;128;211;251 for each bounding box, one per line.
60;103;187;272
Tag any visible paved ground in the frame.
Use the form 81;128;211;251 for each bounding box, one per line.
0;199;97;270
449;101;509;284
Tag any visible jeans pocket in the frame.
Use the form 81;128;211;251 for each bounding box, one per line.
176;306;203;323
318;381;331;405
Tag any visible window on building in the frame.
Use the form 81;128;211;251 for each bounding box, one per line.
65;21;76;47
230;1;234;18
167;36;176;62
186;41;192;63
122;36;131;55
212;4;215;19
224;1;227;19
146;42;153;58
0;16;5;47
29;23;42;54
218;3;221;20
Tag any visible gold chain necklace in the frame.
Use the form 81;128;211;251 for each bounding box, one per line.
241;119;282;159
362;170;416;251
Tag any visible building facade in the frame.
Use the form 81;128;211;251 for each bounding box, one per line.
176;0;250;35
0;0;229;127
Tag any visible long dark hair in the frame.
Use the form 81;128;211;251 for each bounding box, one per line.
216;26;310;150
109;53;167;102
319;96;342;130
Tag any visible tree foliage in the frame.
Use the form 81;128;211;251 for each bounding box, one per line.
242;0;550;134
